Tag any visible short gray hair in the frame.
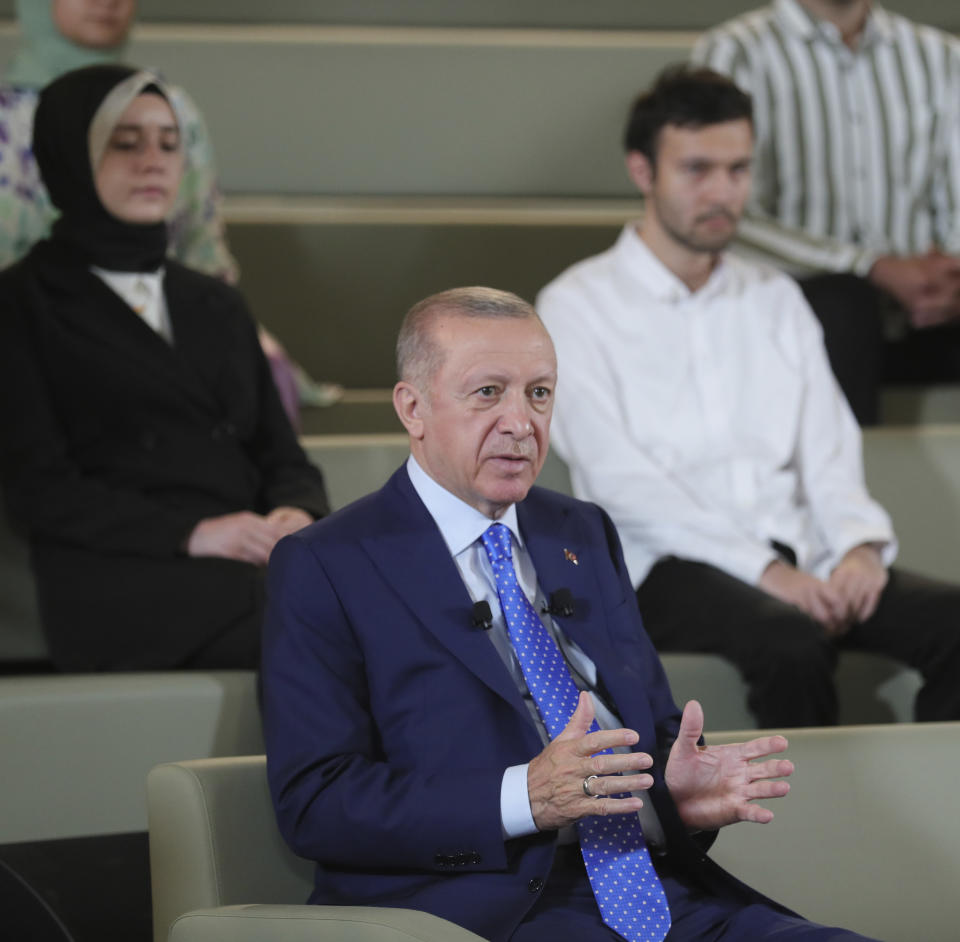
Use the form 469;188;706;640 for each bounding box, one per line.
396;286;538;388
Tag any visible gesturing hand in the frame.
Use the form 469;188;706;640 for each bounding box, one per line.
527;691;654;832
665;701;793;833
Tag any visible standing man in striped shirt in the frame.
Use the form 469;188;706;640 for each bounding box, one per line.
694;0;960;424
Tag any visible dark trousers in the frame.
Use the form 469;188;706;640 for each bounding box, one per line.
799;273;960;426
511;846;876;940
636;558;960;728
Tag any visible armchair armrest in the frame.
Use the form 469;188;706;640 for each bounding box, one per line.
169;904;489;942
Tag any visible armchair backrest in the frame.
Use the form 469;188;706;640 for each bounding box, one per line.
705;721;960;941
147;756;313;942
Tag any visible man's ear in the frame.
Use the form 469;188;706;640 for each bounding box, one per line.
625;150;654;195
393;381;426;439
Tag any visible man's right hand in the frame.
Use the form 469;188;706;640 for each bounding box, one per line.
869;253;960;328
527;691;653;831
759;559;848;636
186;511;280;566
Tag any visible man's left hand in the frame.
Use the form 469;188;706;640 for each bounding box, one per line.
828;544;888;625
665;701;792;832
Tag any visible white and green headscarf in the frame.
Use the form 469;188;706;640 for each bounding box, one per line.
4;0;130;90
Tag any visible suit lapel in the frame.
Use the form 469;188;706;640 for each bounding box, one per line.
361;470;532;723
163;265;234;409
44;263;219;413
519;489;624;692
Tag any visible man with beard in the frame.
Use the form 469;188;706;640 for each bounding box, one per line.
537;66;960;729
693;0;960;425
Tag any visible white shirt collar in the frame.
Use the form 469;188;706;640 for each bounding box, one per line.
91;266;165;297
614;223;730;303
406;454;522;559
90;266;170;340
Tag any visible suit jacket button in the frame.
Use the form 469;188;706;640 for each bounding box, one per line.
528;877;543;893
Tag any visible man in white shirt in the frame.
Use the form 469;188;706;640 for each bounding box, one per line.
538;66;960;729
693;0;960;424
262;286;878;940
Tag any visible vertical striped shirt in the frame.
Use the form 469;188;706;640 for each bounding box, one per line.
692;0;960;276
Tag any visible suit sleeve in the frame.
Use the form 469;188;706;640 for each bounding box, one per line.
261;535;510;872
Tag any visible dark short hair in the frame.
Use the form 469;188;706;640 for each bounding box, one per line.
396;286;538;387
623;65;753;163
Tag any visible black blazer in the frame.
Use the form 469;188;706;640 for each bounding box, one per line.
0;241;329;670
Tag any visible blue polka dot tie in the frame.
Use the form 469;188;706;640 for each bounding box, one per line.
480;523;671;942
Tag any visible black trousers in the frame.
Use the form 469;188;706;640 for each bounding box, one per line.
799;273;960;426
636;558;960;728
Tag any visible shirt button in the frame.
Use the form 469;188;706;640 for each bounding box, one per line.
528;877;544;893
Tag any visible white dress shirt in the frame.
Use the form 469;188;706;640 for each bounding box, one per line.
406;455;665;846
693;0;960;276
537;224;896;589
92;267;172;342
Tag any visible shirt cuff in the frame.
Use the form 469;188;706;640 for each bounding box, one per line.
853;247;883;279
833;533;898;571
734;547;781;587
501;763;537;839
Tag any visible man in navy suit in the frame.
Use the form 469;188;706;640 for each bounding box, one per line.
262;287;876;941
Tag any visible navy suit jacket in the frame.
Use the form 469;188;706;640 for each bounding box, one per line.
262;466;770;941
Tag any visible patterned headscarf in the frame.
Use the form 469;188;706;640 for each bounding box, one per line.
4;0;131;90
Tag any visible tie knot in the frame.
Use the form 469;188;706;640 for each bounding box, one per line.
480;522;513;566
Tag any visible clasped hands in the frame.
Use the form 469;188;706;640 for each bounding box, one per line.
186;506;313;566
870;251;960;329
760;543;888;637
528;692;792;833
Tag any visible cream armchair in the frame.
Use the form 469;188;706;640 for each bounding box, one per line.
147;756;487;942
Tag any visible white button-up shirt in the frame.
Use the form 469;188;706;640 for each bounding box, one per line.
538;224;896;588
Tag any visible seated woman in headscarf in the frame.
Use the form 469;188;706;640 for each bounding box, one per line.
0;64;330;672
0;0;235;278
0;0;337;425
